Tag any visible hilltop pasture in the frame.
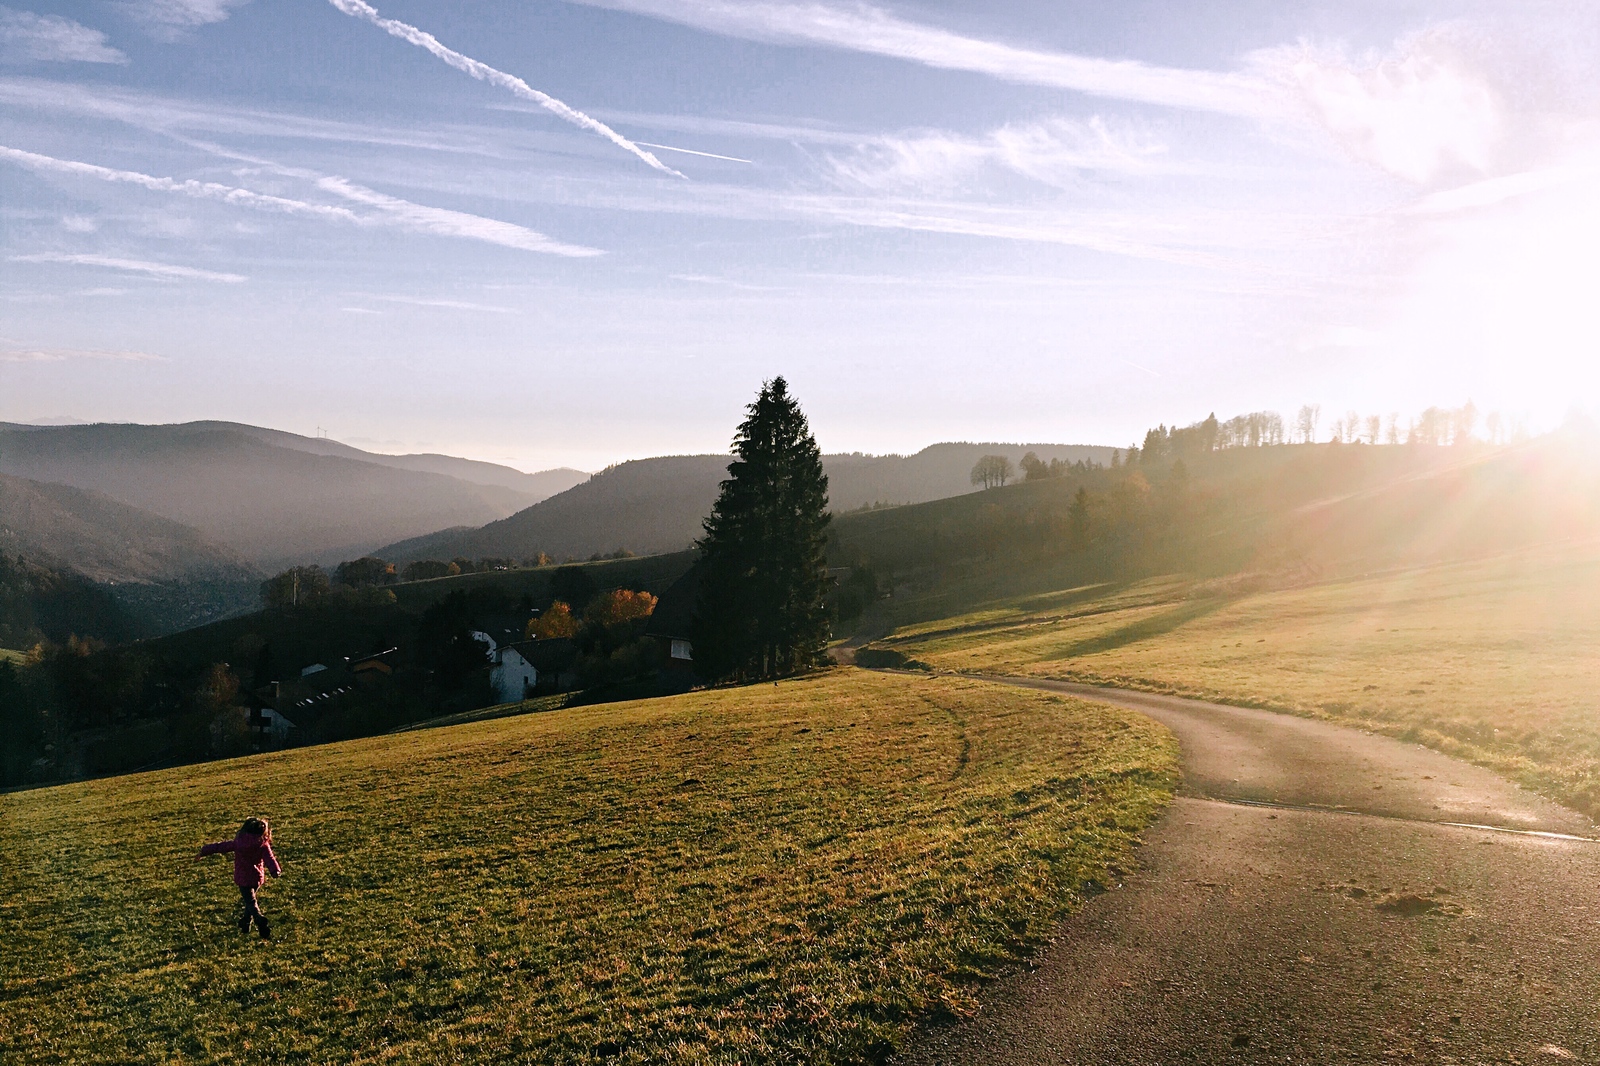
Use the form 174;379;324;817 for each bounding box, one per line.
868;540;1600;817
0;670;1174;1065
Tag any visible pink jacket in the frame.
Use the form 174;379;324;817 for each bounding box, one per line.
200;830;281;888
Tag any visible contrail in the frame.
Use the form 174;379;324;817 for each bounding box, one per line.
326;0;686;178
0;143;602;257
635;141;753;164
0;143;363;223
11;252;246;282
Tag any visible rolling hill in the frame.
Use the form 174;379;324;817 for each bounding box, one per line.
1;670;1173;1064
382;442;1112;563
188;421;586;498
827;435;1600;589
0;472;252;585
0;422;582;567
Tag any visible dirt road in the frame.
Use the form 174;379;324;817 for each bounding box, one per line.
895;678;1600;1064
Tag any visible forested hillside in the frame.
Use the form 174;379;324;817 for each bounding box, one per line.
384;442;1112;563
830;425;1600;619
0;555;144;650
0;473;252;584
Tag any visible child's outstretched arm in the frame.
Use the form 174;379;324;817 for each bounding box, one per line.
195;839;237;858
263;842;282;879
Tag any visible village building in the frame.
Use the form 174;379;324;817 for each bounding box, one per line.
645;567;700;688
489;642;540;704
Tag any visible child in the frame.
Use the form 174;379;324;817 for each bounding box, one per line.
196;817;281;938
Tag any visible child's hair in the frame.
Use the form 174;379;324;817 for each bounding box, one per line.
240;816;270;841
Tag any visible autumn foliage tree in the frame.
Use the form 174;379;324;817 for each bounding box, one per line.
528;601;579;640
584;589;658;627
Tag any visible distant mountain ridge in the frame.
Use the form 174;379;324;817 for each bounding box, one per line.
382;442;1112;564
185;422;586;498
0;421;585;567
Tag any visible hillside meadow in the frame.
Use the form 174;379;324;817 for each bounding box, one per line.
0;669;1175;1065
867;539;1600;817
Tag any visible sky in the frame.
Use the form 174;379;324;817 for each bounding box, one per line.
2;0;1597;472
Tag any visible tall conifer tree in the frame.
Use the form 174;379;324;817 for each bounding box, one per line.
693;377;831;681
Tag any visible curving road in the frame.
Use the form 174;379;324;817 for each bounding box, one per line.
894;677;1600;1065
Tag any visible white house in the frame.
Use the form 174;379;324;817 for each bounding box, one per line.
249;706;297;744
489;644;539;704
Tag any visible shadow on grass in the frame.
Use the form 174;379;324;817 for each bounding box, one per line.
880;581;1136;648
1051;596;1235;659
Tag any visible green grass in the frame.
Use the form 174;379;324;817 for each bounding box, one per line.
872;539;1600;817
0;669;1175;1065
0;646;24;664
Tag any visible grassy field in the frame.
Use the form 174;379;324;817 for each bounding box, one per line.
0;669;1175;1065
869;539;1600;817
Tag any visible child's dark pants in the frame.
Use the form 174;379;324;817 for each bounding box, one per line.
238;886;269;936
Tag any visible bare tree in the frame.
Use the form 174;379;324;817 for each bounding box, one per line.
970;454;1015;489
1364;414;1382;444
1385;413;1400;445
1296;404;1321;444
1455;400;1479;444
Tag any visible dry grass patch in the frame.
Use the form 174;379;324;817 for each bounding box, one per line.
875;541;1600;817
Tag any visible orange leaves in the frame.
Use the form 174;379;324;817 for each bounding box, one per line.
584;589;658;628
529;601;579;640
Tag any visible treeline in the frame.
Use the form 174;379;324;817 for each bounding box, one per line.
257;551;640;608
1117;402;1515;459
837;405;1543;591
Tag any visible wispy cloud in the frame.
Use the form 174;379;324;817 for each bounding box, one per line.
369;295;520;313
1257;33;1500;184
314;174;597;256
669;273;785;291
1409;165;1600;216
326;0;686;177
120;0;249;41
0;143;366;221
781;194;1230;266
0;342;166;362
0;8;126;63
568;0;1279;118
0;143;602;256
829;116;1168;194
11;252;247;282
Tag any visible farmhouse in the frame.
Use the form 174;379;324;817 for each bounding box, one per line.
489;642;540;704
645;567;700;684
479;636;580;703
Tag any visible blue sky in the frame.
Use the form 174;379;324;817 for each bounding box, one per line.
2;0;1596;470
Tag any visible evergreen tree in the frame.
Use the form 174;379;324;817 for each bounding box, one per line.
693;378;831;681
1068;486;1091;549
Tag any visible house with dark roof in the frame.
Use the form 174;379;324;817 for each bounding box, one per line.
485;637;579;702
644;565;701;682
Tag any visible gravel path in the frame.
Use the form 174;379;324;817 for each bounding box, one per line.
894;677;1600;1064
